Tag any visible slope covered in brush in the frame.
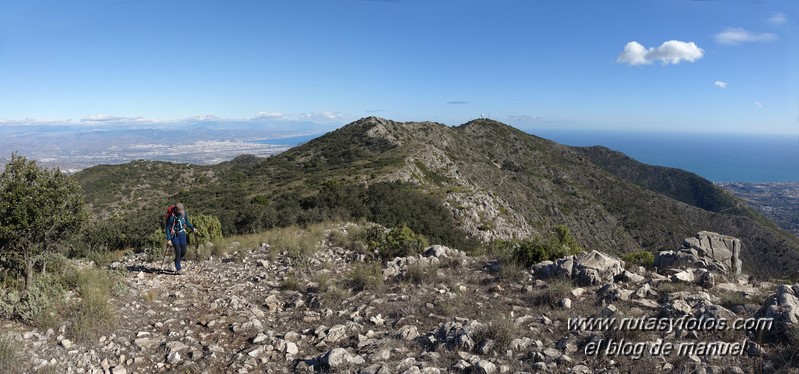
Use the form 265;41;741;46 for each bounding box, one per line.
74;117;799;278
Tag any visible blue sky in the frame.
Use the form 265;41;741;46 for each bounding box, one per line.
1;0;797;133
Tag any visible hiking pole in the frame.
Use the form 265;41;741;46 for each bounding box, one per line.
160;241;172;272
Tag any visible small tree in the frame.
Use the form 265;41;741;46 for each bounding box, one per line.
0;154;88;289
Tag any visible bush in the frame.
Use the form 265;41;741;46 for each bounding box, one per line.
512;225;583;267
5;273;66;328
0;154;88;288
328;225;369;254
368;224;429;262
190;214;224;243
148;213;223;249
621;251;655;269
435;293;464;317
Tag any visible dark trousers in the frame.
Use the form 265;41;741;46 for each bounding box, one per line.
171;232;188;270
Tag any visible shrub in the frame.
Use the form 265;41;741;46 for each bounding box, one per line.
283;271;305;293
0;154;88;289
191;214;224;244
10;273;66;328
512;225;583;267
621;251;655;269
328;225;369;254
321;285;352;306
717;290;748;310
497;260;526;282
368;224;429;262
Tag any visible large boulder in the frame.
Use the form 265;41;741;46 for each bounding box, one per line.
655;231;742;277
573;250;625;286
755;284;799;339
532;250;624;286
688;231;742;275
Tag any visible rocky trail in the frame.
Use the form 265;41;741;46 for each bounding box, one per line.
3;229;799;373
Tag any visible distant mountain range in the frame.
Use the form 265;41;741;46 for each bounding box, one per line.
73;117;799;279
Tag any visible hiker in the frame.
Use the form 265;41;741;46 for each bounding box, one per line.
165;203;198;274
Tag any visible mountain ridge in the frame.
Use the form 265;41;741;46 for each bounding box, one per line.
74;117;799;279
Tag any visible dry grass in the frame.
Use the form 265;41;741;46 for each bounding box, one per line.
535;276;575;307
64;267;121;343
0;335;22;373
344;262;384;292
435;292;465;317
328;224;369;254
142;288;158;303
472;313;518;352
321;285;352;307
404;263;439;285
220;223;329;261
496;260;526;282
283;271;306;293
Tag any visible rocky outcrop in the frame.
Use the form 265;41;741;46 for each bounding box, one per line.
655;231;743;278
756;284;799;338
531;250;625;286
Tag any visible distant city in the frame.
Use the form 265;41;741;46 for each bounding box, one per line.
0;120;331;172
720;182;799;236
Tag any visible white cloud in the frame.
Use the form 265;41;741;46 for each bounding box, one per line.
80;114;153;123
3;111;349;127
0;118;72;126
508;115;545;122
254;112;286;119
254;111;347;122
297;112;346;121
616;40;704;66
768;12;787;26
714;81;728;89
189;115;221;121
755;102;763;109
714;27;777;45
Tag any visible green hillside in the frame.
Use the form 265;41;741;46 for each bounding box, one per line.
74;117;799;279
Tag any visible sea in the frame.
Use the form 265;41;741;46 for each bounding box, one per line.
257;131;799;183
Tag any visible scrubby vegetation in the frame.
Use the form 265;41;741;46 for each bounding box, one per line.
0;154;88;289
0;156;124;349
487;224;583;269
621;250;655;269
65;117;799;279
